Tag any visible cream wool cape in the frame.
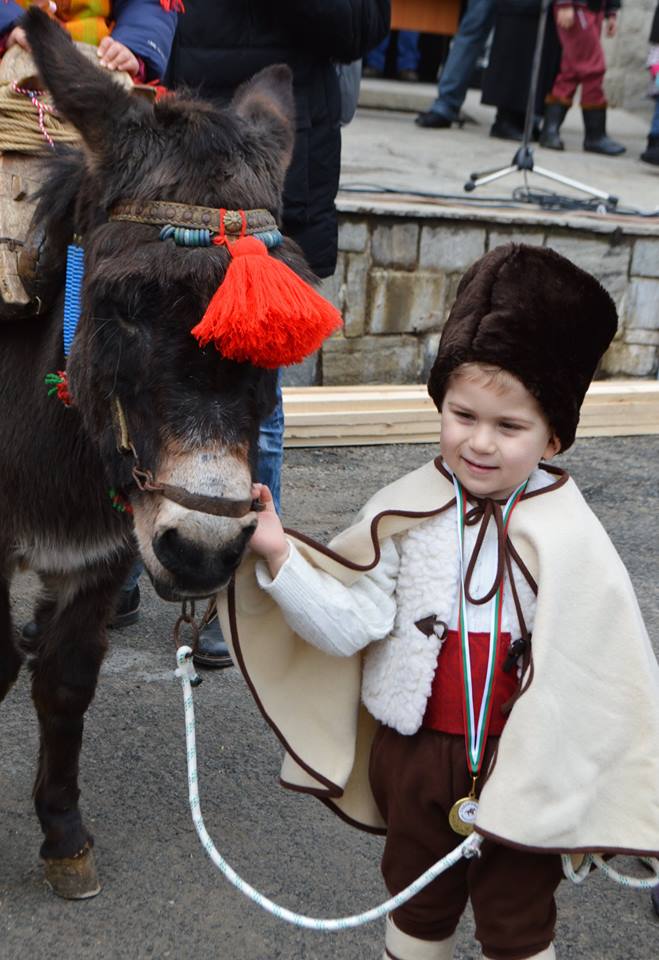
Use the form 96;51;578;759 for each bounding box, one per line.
217;459;659;856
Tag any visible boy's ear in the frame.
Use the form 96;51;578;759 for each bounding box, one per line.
23;7;149;154
544;434;562;459
231;64;295;182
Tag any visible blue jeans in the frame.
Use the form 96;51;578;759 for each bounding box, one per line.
257;370;284;514
121;373;284;594
366;30;420;73
429;0;495;121
650;98;659;137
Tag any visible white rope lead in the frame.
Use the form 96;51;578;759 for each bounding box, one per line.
174;646;483;931
561;853;659;890
174;646;659;930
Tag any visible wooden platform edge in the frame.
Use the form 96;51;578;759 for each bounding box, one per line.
282;380;659;447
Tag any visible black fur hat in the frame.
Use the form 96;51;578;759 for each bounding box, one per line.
427;244;618;451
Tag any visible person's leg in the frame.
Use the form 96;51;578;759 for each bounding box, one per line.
397;30;420;80
370;727;476;956
257;370;283;513
641;99;659;164
364;34;389;75
107;557;142;629
417;0;496;125
469;839;563;960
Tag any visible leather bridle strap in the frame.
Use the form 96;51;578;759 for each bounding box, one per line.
132;467;260;520
110;200;278;236
112;396;261;520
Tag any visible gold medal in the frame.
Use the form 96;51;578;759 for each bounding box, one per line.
448;795;479;836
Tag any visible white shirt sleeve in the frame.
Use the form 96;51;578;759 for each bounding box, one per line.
254;537;400;657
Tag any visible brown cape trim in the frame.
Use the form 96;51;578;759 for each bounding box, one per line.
475;825;659;859
320;798;387;836
228;578;344;798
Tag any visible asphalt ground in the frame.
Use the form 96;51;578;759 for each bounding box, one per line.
1;436;658;960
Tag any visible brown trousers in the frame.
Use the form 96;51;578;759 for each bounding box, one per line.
369;726;563;960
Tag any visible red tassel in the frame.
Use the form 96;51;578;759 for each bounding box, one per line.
191;235;342;368
160;0;185;11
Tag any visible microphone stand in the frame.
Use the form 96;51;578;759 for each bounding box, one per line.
464;0;618;209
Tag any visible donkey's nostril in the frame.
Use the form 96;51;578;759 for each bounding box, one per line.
153;528;204;576
152;525;253;595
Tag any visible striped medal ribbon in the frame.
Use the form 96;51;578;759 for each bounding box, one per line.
448;474;527;836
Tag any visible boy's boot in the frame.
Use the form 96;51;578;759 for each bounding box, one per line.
582;106;625;155
640;134;659;166
484;946;555;960
539;102;567;150
383;916;456;959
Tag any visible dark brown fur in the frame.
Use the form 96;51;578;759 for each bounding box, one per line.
0;9;312;869
427;243;618;451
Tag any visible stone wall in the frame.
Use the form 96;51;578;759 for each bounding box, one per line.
605;0;656;111
307;214;659;387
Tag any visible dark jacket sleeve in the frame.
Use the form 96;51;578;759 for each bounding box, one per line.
0;1;24;37
111;0;178;78
651;3;659;43
278;0;390;62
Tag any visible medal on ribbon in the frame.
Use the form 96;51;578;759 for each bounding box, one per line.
448;475;527;836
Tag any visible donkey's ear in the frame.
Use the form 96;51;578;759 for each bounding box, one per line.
23;8;148;153
232;64;295;177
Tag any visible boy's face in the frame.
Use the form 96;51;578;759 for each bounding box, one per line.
440;367;560;501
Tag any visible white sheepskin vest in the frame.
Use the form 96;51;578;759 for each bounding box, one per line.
361;476;544;736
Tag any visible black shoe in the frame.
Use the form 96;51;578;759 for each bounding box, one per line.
489;117;524;142
539;102;567;151
362;65;383;79
641;134;659;166
108;585;140;630
397;69;420;83
192;613;233;669
582;106;625;156
415;110;453;129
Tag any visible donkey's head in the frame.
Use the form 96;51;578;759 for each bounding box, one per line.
26;9;313;600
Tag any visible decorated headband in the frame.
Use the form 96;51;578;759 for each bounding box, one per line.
55;202;342;369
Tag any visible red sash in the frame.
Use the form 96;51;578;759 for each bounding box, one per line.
422;630;518;736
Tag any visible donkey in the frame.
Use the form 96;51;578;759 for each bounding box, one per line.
0;8;314;899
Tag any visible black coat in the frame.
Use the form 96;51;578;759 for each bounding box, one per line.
166;0;390;277
651;2;659;43
482;0;561;117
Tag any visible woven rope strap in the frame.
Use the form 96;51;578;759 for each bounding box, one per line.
110;200;278;235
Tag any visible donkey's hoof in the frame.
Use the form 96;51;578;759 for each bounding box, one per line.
43;847;101;899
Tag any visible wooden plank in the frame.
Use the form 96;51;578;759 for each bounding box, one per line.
391;0;460;35
282;381;659;447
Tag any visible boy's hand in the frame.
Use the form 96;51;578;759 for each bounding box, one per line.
556;6;575;29
97;36;140;75
249;484;290;578
605;14;617;37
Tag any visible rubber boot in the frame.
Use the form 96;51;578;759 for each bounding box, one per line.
582;106;625;155
484;945;556;960
540;102;567;150
640;134;659;166
384;916;456;959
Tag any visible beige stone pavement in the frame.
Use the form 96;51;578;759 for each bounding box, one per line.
339;80;659;227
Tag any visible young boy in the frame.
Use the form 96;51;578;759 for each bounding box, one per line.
540;0;625;154
219;244;659;960
0;0;179;81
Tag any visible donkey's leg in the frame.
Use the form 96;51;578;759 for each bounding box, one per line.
30;565;127;899
0;573;23;703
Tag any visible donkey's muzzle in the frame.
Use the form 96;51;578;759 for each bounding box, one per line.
152;523;256;597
